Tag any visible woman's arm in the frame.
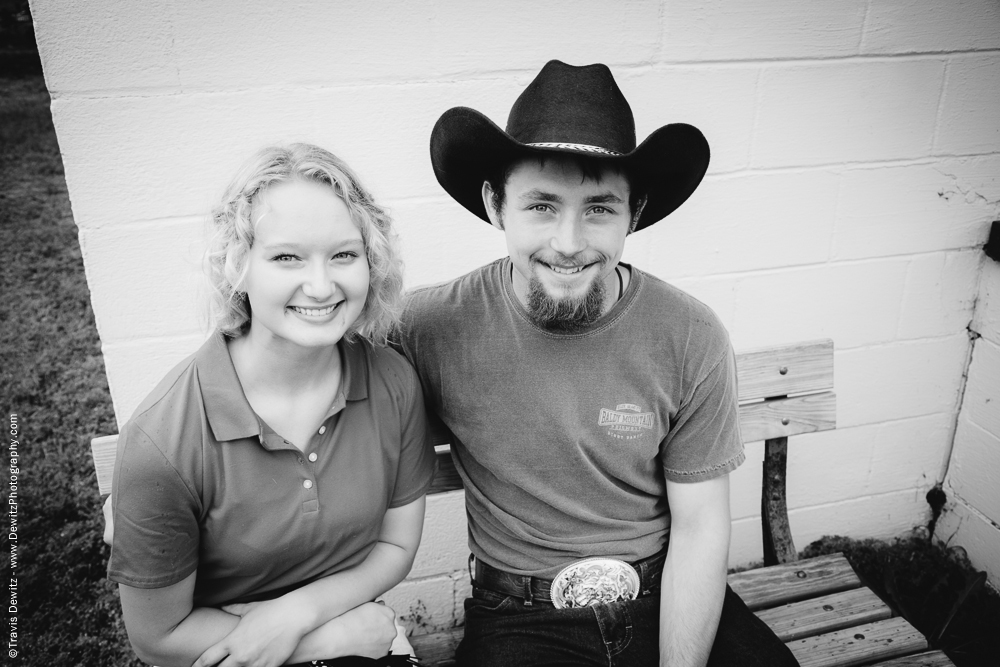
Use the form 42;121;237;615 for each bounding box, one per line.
192;495;426;667
119;575;398;667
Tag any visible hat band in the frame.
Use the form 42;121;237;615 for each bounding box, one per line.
526;142;623;156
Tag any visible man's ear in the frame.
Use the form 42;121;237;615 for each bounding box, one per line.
481;181;503;230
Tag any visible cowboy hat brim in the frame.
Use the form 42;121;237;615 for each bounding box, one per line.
430;107;710;231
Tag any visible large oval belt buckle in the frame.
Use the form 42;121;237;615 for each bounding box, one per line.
550;557;640;609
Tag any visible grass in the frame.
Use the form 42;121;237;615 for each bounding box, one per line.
2;72;999;667
0;74;142;666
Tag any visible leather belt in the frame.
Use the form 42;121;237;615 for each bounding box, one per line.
471;551;666;607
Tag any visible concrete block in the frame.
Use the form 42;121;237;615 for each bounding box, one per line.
862;0;1000;55
948;418;1000;526
102;334;207;426
31;0;179;93
832;161;995;261
786;416;953;507
619;65;760;174
896;251;980;340
661;0;867;61
836;335;970;427
410;490;469;578
637;170;837;278
935;54;1000;156
730;488;931;567
169;0;661;90
731;416;952;524
935;497;1000;587
78;219;208;345
752;59;945;168
49;79;514;228
383;575;459;635
972;260;1000;345
33;0;660;93
388;198;508;291
962;337;1000;437
730;259;909;350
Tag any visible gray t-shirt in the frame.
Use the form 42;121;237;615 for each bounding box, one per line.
399;258;744;577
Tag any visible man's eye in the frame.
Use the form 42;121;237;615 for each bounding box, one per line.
529;204;552;213
591;206;611;215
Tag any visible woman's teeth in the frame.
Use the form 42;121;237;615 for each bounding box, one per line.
290;304;338;316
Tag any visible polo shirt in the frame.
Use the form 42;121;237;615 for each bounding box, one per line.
107;332;434;607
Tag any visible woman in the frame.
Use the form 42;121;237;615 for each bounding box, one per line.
107;144;434;667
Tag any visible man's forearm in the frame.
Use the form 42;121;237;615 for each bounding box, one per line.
658;533;729;667
658;475;733;667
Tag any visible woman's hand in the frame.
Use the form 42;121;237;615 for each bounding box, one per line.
318;602;399;659
192;597;312;667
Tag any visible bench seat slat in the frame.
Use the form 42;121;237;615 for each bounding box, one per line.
739;391;837;443
756;588;892;642
868;650;956;666
787;617;927;667
736;339;834;402
728;553;861;611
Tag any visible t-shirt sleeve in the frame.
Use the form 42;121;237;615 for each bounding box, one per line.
107;421;201;588
661;345;745;483
388;361;436;508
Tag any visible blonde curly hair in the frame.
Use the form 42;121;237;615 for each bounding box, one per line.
205;143;403;345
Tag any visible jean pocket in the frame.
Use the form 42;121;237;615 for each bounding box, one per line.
467;586;517;614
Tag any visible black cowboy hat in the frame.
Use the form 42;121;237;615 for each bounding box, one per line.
430;60;710;232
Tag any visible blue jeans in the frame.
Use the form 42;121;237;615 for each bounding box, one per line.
456;584;799;667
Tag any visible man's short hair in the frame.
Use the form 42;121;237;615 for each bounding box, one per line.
484;154;648;233
205;143;404;344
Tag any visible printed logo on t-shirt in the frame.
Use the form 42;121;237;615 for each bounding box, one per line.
599;403;655;440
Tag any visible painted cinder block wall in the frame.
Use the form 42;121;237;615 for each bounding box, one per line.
939;254;1000;584
31;0;1000;634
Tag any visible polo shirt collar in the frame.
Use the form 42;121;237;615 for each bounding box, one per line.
197;332;370;442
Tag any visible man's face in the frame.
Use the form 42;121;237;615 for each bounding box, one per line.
484;157;632;331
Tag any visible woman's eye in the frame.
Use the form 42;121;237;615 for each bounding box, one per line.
272;253;299;262
333;251;359;261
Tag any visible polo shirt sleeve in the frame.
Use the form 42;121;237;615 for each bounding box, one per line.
388;360;435;508
107;420;201;589
661;345;745;484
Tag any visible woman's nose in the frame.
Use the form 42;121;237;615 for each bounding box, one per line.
301;263;335;300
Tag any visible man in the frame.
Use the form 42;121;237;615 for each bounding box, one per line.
397;61;799;666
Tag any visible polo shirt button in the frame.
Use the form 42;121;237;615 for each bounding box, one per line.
303;479;313;489
319;425;327;434
308;452;318;462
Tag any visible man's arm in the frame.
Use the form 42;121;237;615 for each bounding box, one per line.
659;474;732;667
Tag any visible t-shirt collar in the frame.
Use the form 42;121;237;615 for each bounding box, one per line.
197;332;369;443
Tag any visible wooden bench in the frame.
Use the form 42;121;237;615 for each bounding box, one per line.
91;339;954;667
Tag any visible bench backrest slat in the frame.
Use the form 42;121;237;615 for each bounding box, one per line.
736;339;834;403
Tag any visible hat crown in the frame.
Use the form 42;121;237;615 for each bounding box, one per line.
506;60;636;154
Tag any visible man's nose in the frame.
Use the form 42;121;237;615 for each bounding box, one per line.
549;216;586;256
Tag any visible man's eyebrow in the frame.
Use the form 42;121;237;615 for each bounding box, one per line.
585;193;625;205
517;189;563;203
